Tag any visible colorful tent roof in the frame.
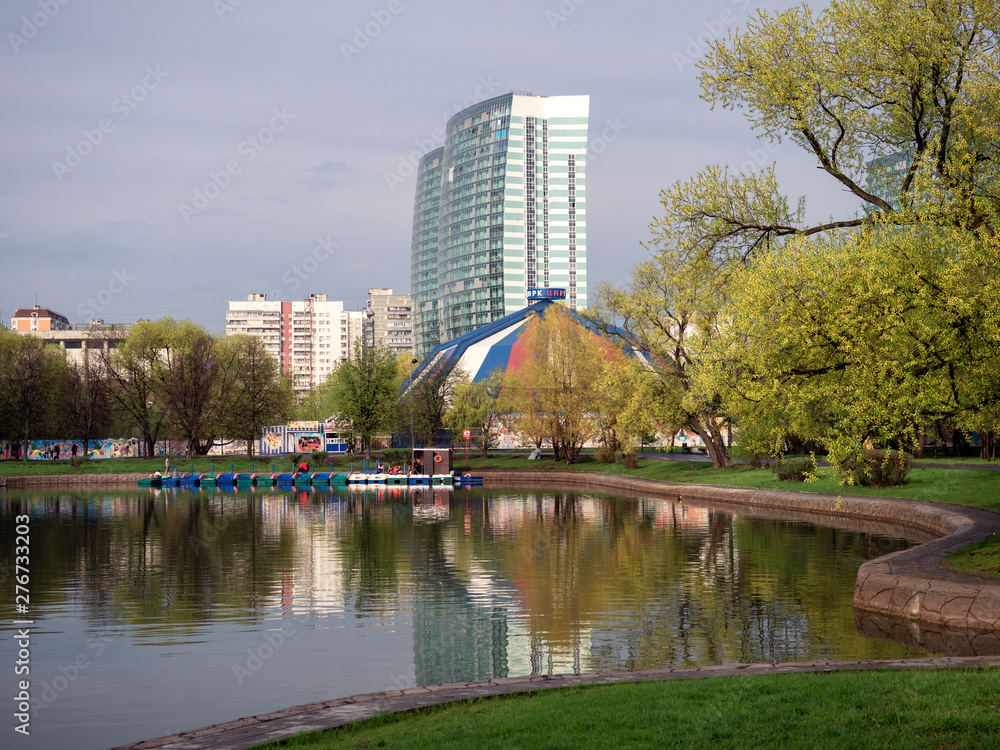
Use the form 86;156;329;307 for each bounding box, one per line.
404;299;650;393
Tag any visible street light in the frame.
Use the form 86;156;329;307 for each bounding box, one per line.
409;357;418;455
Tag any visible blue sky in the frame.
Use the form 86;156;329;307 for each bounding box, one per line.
0;0;850;332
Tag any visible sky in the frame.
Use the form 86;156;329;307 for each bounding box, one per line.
0;0;854;334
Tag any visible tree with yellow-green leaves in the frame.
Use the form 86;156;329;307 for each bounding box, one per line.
445;369;514;458
594;0;1000;466
507;305;607;464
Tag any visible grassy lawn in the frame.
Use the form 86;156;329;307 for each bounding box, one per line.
0;455;357;476
250;668;1000;750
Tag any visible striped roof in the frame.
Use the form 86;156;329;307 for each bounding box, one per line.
404;300;650;393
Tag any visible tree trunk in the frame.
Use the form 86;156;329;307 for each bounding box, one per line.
692;413;731;469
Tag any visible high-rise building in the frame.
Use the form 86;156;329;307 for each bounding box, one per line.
362;287;413;353
864;152;913;213
411;148;445;355
410;92;589;355
226;293;363;393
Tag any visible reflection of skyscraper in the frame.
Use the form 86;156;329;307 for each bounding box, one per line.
411;524;509;685
410;93;590;356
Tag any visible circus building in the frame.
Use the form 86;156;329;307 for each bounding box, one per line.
403;287;650;394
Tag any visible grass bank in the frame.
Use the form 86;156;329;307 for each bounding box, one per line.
251;668;1000;750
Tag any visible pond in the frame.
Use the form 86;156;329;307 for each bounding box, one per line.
0;484;929;749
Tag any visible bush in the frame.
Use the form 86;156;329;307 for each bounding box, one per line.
774;456;814;482
380;448;409;465
311;450;329;467
616;451;639;469
289;452;302;469
595;445;617;464
837;449;912;487
69;457;84;469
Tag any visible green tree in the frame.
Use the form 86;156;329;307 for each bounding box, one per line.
0;329;67;459
596;0;1000;466
329;345;398;459
218;335;294;460
101;320;172;456
589;244;734;468
718;227;1000;466
445;369;513;458
592;355;683;461
508;305;605;465
403;366;464;448
158;324;236;458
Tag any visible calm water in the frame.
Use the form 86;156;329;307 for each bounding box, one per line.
1;484;927;749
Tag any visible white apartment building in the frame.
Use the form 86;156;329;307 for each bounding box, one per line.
226;293;364;393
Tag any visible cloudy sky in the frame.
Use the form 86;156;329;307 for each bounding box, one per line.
0;0;853;333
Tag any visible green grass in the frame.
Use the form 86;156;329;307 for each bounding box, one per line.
0;455;357;476
250;668;1000;750
948;535;1000;576
457;454;1000;512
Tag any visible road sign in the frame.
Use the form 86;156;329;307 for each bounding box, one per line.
462;429;471;438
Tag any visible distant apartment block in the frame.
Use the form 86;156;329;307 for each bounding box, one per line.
363;288;413;353
226;293;364;393
10;306;134;363
11;305;71;332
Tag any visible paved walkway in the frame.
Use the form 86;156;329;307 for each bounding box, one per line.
114;656;1000;750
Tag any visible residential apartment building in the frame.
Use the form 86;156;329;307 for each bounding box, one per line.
362;287;413;353
410;92;589;355
11;305;71;332
226;293;364;393
10;307;133;364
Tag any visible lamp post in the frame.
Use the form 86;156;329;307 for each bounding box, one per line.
409;357;418;454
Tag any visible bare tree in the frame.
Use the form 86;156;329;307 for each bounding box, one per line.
61;354;115;460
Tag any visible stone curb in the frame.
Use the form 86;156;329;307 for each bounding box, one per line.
112;656;1000;750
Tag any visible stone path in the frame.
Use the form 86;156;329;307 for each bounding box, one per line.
113;656;1000;750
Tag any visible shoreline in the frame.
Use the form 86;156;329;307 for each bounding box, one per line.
8;470;1000;750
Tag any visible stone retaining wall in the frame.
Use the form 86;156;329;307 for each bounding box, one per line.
481;471;1000;633
0;473;149;488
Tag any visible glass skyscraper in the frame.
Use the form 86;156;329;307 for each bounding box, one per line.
410;93;589;355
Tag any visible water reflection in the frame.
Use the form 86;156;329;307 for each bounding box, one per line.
0;485;935;749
